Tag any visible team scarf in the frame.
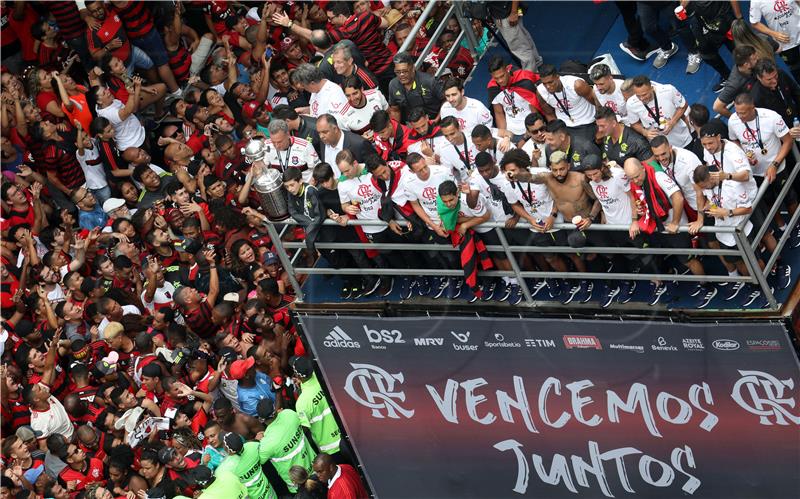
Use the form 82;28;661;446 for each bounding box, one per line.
436;195;493;296
487;65;544;113
629;163;671;234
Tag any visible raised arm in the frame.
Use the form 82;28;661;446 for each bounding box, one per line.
204;247;220;307
272;10;313;41
118;77;141;120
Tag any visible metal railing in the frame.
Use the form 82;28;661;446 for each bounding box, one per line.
262;145;800;311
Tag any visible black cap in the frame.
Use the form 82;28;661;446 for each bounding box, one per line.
184;465;213;487
290;356;313;378
257;398;276;420
141;363;162;379
222;431;243;454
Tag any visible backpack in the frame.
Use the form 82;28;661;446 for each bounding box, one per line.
559;59;590;79
462;1;512;20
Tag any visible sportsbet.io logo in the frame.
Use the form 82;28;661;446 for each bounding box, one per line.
323;326;361;348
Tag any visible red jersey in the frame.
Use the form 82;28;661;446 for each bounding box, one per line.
58;457;105;495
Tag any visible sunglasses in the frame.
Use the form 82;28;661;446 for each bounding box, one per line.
530;126;546;134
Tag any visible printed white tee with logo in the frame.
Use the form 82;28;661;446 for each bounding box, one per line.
660;146;702;210
440;97;493;135
262;137;320;183
338;173;384;234
309;80;348;122
626;83;692;148
491;88;532;135
537;75;596;128
512;166;562;230
468;170;520;223
750;0;800;52
439;137;481;181
702;140;759;196
589;167;632;224
521;139;548;168
341;88;389;134
401;164;455;227
594;78;632;125
457;192;492;233
727;107;789;177
702;179;758;246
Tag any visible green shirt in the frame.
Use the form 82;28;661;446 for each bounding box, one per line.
296;374;341;454
217;442;277;499
196;471;246;499
257;409;314;493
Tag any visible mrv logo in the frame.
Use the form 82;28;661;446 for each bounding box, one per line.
364;325;406;349
323;326;361;348
414;338;444;346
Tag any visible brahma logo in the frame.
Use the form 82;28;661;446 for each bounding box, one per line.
323;326;361;348
712;339;740;351
563;335;602;350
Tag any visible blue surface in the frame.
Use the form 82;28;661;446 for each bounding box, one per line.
298;2;800;311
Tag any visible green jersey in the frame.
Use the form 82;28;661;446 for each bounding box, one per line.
217;442;277;499
296;374;341;454
196;471;246;499
257;409;314;493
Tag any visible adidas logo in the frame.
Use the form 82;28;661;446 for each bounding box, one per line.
323;326;361;348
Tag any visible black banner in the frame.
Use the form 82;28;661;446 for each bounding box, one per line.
299;315;800;498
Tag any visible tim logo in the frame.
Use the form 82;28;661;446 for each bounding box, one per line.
357;184;373;198
774;0;791;13
731;370;799;425
563;335;602;350
595;184;608;200
422;186;436;200
344;363;415;419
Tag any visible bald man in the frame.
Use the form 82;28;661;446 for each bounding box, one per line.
312;453;368;499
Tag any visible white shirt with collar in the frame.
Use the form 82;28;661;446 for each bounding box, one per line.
324;132;346;177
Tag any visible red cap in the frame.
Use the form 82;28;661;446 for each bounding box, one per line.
243;101;262;120
280;36;295;51
228;357;255;380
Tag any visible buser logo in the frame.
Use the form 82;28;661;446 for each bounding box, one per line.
323;326;361;348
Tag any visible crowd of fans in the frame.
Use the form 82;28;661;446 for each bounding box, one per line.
1;1;800;499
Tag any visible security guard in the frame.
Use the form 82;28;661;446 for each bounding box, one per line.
596;107;653;165
291;356;345;460
388;52;445;122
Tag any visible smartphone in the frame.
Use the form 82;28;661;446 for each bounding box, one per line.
265;48;273;59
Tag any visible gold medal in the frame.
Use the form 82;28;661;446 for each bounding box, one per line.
761;148;768;155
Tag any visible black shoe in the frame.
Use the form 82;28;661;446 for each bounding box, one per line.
340;284;353;300
400;278;415;300
575;280;594;303
350;285;364;300
619;42;648;61
417;277;432;296
773;264;792;290
693;285;718;309
496;282;512;302
561;281;581;305
600;283;620;308
689;283;705;297
723;281;745;301
617;280;636;304
548;279;565;298
468;286;481;303
362;277;380;297
432;277;449;299
648;282;668;305
713;79;727;93
508;285;523;305
450;278;464;299
740;284;762;307
378;277;394;297
481;281;497;301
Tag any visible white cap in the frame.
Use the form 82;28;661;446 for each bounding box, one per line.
223;292;240;303
102;198;126;214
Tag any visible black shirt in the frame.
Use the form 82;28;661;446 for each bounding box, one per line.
388;71;445;122
316;40;366;80
294;115;319;145
750;69;800;126
718;65;755;105
545;135;602;171
602;126;653;164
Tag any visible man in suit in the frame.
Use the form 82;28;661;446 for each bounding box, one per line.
314;114;376;173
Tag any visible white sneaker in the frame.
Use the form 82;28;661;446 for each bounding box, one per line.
653;43;679;69
686;53;701;74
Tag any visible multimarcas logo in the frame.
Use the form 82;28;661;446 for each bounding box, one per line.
562;335;602;350
609;343;644;353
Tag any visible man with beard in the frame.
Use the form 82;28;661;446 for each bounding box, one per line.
406;108;449;160
440;78;493;136
71;187;107;231
508;150;597;304
543;119;601;171
268;63;309;112
595;107;653;165
340;77;388;135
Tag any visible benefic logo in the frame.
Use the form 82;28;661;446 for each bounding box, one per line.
323;326;361;348
609;343;644;354
651;336;678;352
524;339;556;348
563;335;602;350
746;339;782;351
413;337;444;346
712;339;740;351
450;331;477;351
364;325;405;350
682;338;705;351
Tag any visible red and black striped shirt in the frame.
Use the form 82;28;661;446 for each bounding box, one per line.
167;44;191;85
43;138;85;190
329;12;392;75
109;0;154;40
47;1;85;40
184;300;217;339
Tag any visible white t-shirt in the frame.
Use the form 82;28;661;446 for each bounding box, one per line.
338;173;384;234
401;164;454;227
407;134;450;157
472;133;517;164
31;395;74;441
512;166;562;230
267;84;288;108
440;97;493;135
310;80;348;121
439;137;480;181
458;192;492;233
96;99;145;151
491;88;532;135
468;170;520;223
77;141;107;190
653;169;688;225
750;0;800;52
98;304;141;338
341;89;388;134
626;83;692;148
537;75;596;128
589;167;632;224
660;146;702;210
595;79;632;125
521;138;548;168
141;282;176;315
703;179;757;246
728;107;789;177
263;137;320;183
702;140;759;196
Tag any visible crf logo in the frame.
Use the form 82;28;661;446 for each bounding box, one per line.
457;117;466;129
596;184;608;200
604;101;618;113
422;186;436;200
742;129;758;142
311;101;319;114
774;0;790;12
344;363;414;419
357;184;372;198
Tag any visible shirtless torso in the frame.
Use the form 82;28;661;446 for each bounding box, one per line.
517;170;595;221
